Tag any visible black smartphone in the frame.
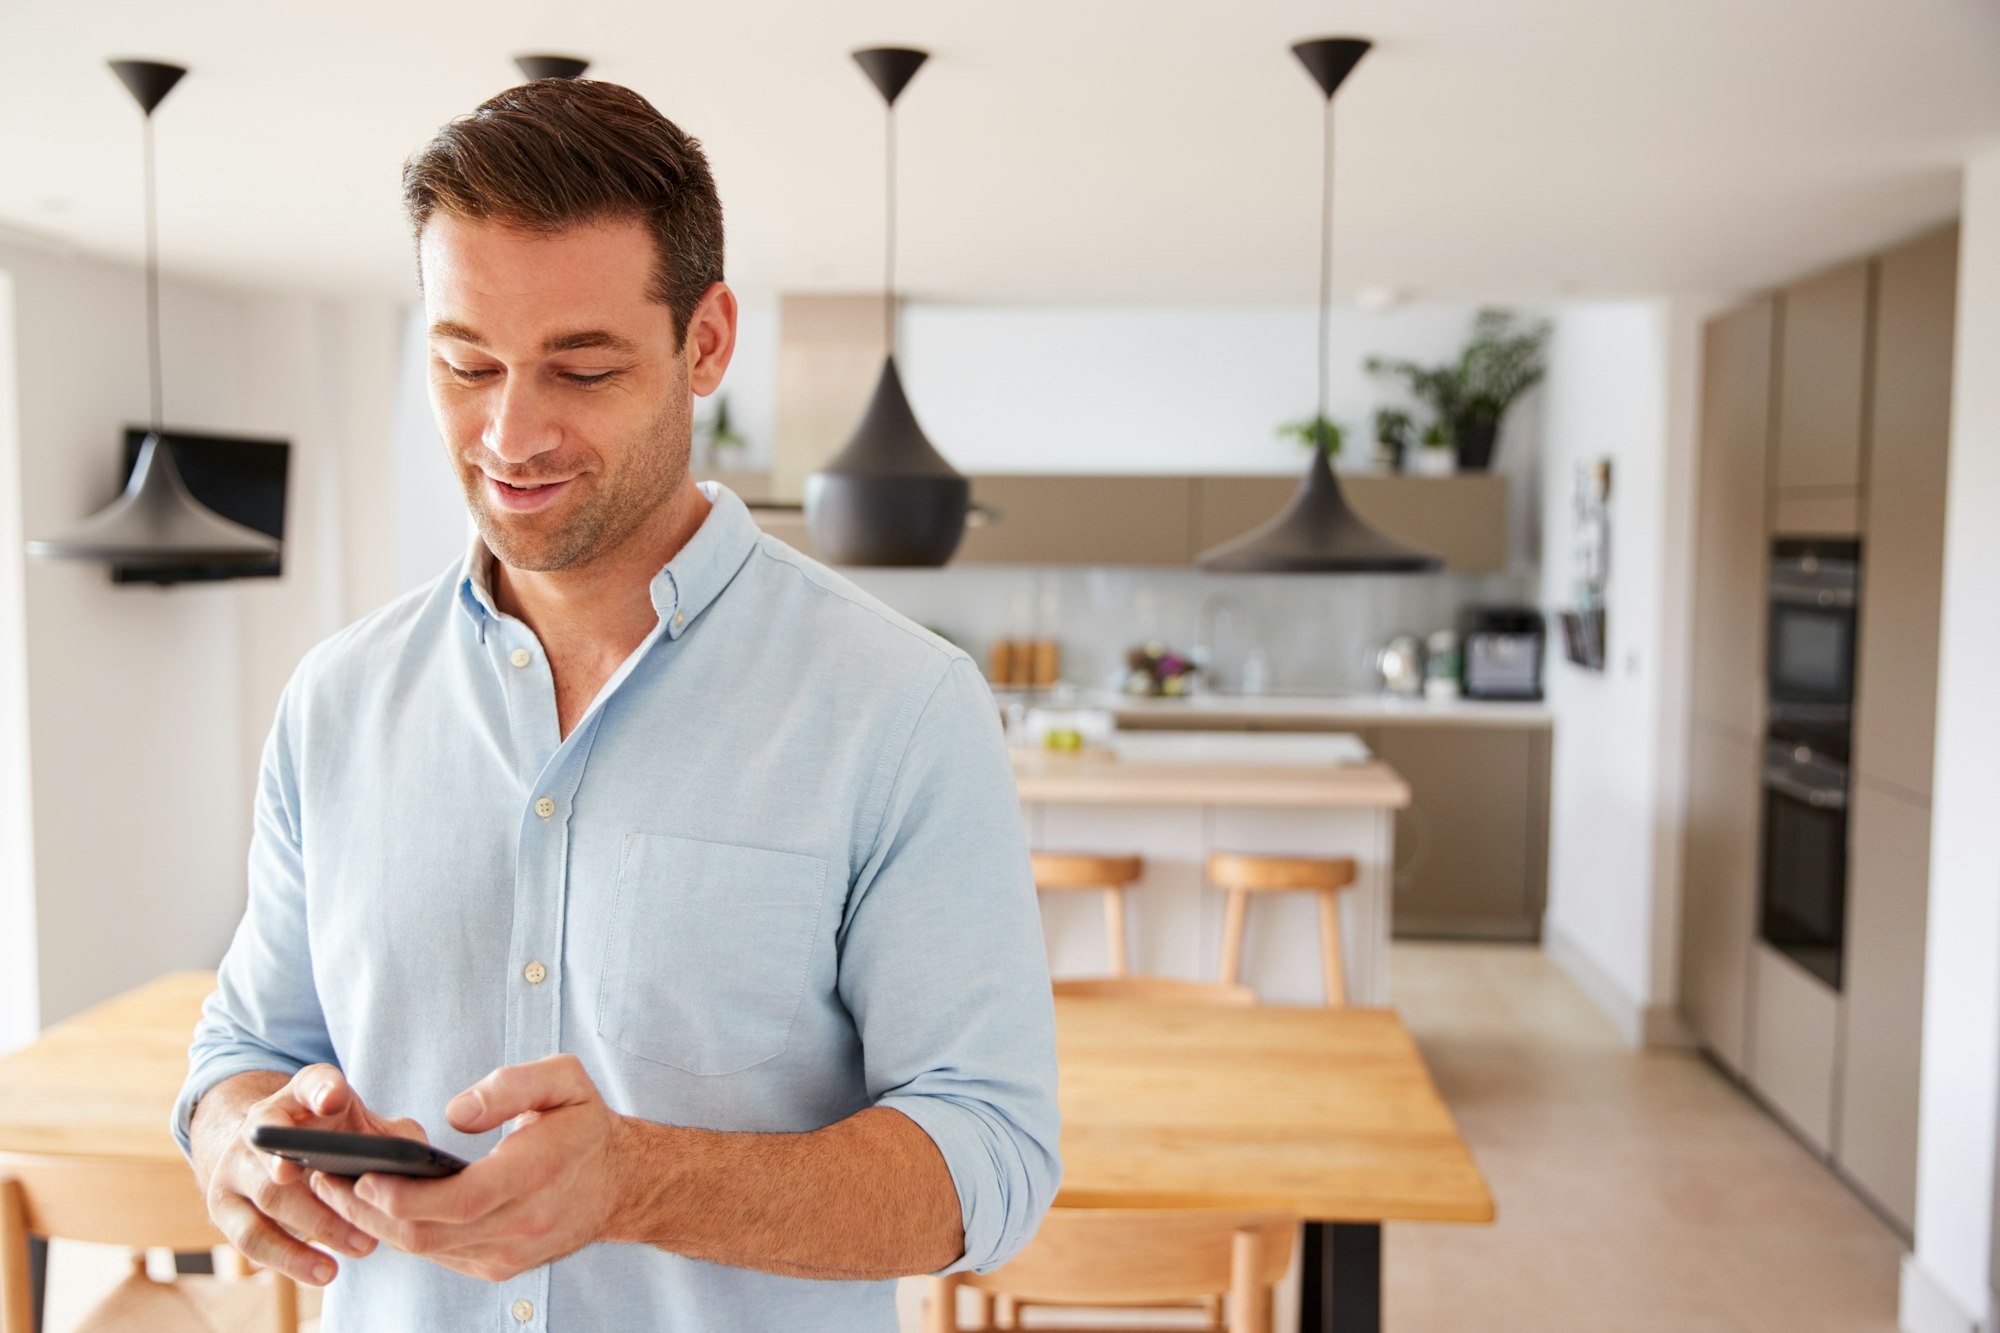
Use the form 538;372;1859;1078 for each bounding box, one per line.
251;1126;471;1179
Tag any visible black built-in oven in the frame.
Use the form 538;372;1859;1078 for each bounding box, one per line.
1758;538;1860;990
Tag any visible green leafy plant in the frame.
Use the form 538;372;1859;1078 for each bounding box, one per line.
695;394;747;460
1277;413;1344;455
1372;406;1415;450
1364;309;1552;460
1419;419;1454;449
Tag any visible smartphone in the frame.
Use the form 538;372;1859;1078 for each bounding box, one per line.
251;1126;470;1179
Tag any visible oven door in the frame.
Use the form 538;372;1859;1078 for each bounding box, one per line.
1758;745;1849;990
1767;598;1857;708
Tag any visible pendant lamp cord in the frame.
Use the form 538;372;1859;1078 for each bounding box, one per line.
143;112;163;434
884;105;897;358
1316;96;1334;454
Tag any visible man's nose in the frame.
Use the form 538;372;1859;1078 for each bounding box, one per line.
483;375;561;466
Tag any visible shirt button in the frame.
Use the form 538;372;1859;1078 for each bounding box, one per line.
673;610;685;628
512;1298;534;1323
524;961;547;986
510;648;532;668
535;796;556;819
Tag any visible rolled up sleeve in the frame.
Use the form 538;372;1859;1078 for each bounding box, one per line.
836;654;1062;1276
171;664;337;1157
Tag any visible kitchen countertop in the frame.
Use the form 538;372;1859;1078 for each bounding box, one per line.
1010;731;1412;808
998;686;1553;729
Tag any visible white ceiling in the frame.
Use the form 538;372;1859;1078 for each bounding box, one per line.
4;0;1999;307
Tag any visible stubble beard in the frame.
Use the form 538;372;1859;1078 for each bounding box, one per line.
463;389;691;575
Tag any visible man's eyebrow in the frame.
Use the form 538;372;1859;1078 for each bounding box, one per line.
428;320;639;357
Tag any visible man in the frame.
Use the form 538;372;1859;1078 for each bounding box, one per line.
174;78;1061;1331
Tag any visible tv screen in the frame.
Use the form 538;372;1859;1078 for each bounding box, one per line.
109;427;290;586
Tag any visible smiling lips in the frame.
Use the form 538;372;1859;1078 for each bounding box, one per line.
486;473;575;511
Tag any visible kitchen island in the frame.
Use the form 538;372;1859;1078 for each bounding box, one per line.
1012;734;1409;1005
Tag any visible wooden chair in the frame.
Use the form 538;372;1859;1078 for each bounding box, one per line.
1031;853;1144;976
925;1207;1295;1333
1052;976;1257;1006
0;1153;306;1333
1206;852;1357;1006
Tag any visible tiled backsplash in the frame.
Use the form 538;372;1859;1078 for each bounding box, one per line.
843;564;1538;695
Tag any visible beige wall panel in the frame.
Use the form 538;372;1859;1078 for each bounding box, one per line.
1771;488;1862;536
1854;225;1958;800
1689;299;1777;739
772;294;888;503
956;476;1194;566
1678;722;1762;1074
1775;260;1871;490
1837;780;1933;1231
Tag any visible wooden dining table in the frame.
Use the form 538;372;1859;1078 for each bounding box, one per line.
0;973;1492;1333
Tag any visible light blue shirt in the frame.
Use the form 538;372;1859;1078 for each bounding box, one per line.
173;482;1062;1332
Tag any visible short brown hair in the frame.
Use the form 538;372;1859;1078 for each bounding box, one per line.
402;79;725;340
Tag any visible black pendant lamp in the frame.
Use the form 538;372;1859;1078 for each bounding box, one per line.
514;54;590;80
1197;38;1439;575
803;47;970;567
26;61;279;568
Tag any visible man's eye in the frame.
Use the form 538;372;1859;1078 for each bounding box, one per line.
562;371;615;386
444;364;495;383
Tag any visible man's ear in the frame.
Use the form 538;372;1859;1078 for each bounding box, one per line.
685;283;738;397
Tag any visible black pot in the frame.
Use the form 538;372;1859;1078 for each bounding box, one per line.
1455;420;1499;471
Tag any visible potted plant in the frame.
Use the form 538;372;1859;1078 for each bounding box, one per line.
1364;308;1552;471
1406;420;1457;476
694;394;748;470
1372;406;1415;473
1277;412;1345;462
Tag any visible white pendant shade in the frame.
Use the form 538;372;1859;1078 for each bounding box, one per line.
26;433;277;563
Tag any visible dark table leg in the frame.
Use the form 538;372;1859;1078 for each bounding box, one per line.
174;1250;215;1275
1298;1221;1381;1333
28;1233;46;1333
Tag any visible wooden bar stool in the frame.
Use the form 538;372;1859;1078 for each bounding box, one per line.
1030;853;1143;976
1206;852;1358;1006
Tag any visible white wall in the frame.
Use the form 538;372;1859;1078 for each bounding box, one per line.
1534;299;1710;1045
0;236;405;1033
900;303;1512;476
0;271;38;1051
1902;145;2000;1333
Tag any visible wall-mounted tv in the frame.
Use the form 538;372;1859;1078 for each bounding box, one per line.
110;427;290;586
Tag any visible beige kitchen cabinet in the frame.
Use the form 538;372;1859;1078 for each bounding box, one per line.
1853;225;1958;801
1688;298;1777;739
1774;259;1872;492
1190;474;1509;574
1749;942;1840;1153
1837;779;1932;1231
955;476;1194;566
1362;724;1550;941
1678;722;1763;1075
1771;489;1861;537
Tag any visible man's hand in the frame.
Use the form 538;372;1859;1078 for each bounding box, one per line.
190;1065;430;1288
310;1053;627;1284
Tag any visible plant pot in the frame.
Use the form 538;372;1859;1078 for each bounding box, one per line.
1455;420;1499;471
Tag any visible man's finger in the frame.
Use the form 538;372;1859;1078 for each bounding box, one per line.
313;1171;452;1256
213;1192;338;1287
446;1053;595;1134
291;1063;353;1119
244;1166;376;1259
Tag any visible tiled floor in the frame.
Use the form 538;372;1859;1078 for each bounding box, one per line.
43;943;1906;1332
1367;942;1905;1333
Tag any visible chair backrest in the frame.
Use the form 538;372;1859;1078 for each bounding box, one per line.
0;1153;223;1251
1053;976;1257;1006
961;1208;1295;1307
1206;852;1355;894
1031;853;1144;891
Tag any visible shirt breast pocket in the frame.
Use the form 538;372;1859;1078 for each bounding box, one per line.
598;832;832;1076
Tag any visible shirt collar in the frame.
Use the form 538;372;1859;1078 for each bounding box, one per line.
456;481;762;643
